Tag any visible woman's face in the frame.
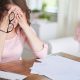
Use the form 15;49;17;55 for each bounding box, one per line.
6;4;19;29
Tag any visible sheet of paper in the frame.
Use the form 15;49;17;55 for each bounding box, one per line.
44;74;80;80
31;55;80;80
0;71;27;80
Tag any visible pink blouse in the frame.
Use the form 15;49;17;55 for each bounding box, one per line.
1;27;48;63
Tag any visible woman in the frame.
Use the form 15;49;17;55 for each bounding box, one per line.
0;0;48;63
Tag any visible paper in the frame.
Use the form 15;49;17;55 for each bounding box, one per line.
31;55;80;80
0;71;27;80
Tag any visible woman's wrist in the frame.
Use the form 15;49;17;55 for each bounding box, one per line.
0;26;7;33
21;24;30;32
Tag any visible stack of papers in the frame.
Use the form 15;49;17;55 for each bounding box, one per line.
0;71;27;80
31;54;80;80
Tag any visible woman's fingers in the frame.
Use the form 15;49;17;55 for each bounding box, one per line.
17;13;23;22
8;5;22;14
8;7;15;14
8;5;23;22
8;5;27;28
15;8;23;17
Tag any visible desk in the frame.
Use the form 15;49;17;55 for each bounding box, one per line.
0;59;51;80
0;53;80;80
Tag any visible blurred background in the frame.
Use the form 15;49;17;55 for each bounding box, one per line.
23;0;80;60
27;0;80;39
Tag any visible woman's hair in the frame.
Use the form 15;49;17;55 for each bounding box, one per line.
0;0;31;36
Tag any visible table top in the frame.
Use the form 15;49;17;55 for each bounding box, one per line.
0;53;80;80
0;58;51;80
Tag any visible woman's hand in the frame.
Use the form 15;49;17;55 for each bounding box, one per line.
8;5;29;30
0;13;9;32
17;9;29;29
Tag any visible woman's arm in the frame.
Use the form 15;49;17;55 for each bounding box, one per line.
0;13;9;61
23;27;48;58
17;14;48;58
23;26;44;52
0;32;6;61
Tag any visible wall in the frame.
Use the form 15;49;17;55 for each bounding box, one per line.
58;0;80;38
